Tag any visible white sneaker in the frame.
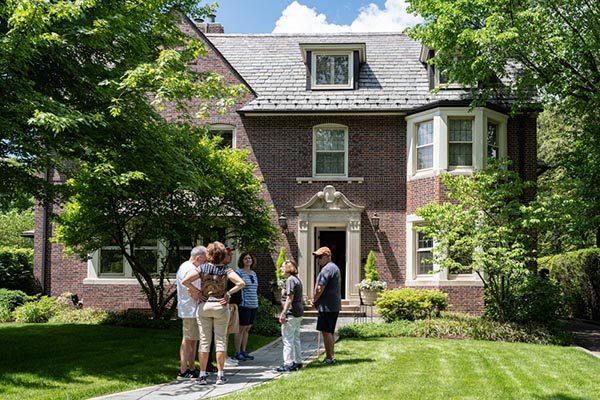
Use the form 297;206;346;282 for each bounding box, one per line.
225;357;239;367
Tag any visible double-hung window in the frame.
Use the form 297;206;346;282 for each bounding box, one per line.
487;121;499;160
448;118;473;167
416;232;434;275
416;120;434;170
313;52;353;89
314;125;347;177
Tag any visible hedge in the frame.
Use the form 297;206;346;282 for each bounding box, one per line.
539;247;600;321
0;247;34;293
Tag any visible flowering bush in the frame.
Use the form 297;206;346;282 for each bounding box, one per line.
356;278;388;291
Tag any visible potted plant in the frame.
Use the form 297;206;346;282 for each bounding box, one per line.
270;247;286;301
356;250;387;305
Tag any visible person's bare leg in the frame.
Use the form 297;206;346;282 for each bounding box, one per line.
322;332;335;359
216;351;226;372
199;351;209;372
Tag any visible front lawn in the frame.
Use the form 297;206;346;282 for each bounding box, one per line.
222;337;600;400
0;323;272;400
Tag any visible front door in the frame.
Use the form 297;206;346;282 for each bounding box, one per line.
316;229;346;299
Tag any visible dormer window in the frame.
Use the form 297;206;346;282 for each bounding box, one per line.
300;43;365;91
313;51;353;89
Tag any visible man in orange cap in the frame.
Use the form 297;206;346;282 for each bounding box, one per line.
309;246;341;364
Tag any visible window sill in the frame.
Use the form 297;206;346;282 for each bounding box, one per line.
296;177;364;184
405;278;483;287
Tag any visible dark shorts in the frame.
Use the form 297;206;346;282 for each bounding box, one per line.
238;306;258;326
316;311;339;334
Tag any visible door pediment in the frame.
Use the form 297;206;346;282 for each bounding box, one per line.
295;185;364;212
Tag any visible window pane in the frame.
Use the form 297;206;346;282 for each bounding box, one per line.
449;143;473;166
100;249;124;274
210;129;233;149
417;251;433;274
315;55;349;85
316;128;345;150
487;122;498;159
417;145;433;169
449;119;472;141
417;121;433;146
136;249;158;273
316;153;344;174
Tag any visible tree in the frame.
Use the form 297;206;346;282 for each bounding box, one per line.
0;0;242;206
416;161;537;322
407;0;600;244
55;126;279;319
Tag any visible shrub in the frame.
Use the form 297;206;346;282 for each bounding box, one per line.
49;307;110;324
0;247;34;293
100;310;179;329
13;295;63;323
0;288;30;322
375;288;448;322
251;294;280;336
540;247;600;321
338;312;571;345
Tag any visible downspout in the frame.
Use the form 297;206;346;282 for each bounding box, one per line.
40;169;49;294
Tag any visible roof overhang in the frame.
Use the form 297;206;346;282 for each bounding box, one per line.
299;43;367;63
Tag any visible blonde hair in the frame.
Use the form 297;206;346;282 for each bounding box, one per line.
281;259;298;275
206;241;227;265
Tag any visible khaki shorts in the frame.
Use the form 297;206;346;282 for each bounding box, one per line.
197;302;230;352
227;304;239;334
182;317;200;341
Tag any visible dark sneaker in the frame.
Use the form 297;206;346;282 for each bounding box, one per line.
241;351;255;360
197;375;208;385
293;362;303;370
177;369;193;380
234;352;248;361
216;375;227;385
322;357;336;364
275;364;297;373
191;368;200;378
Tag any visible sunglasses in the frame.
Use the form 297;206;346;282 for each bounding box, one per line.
250;275;255;284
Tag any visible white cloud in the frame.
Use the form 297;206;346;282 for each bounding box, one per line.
272;0;422;33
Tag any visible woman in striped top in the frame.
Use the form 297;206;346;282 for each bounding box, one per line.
234;252;259;361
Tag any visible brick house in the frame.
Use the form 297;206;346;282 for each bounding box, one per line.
34;16;538;313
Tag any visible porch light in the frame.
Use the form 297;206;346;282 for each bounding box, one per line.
371;213;380;231
278;212;288;231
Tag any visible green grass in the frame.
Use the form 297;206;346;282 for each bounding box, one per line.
0;323;273;400
222;337;600;400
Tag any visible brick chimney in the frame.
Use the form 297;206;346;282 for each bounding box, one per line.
194;14;224;33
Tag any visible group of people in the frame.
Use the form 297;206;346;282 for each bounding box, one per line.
175;241;342;386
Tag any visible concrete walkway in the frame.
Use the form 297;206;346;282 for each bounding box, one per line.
89;317;355;400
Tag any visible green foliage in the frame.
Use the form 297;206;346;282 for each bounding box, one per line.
251;295;280;336
540;247;600;321
48;307;110;324
417;160;537;323
0;208;34;248
0;288;29;322
338;312;571;345
375;288;448;322
99;310;181;329
364;250;378;281
275;247;285;282
13;296;63;323
0;247;34;293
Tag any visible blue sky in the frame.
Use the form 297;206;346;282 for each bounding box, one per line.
212;0;422;33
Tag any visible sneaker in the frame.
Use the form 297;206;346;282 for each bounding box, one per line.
274;364;295;373
191;368;200;378
177;369;193;380
224;357;238;367
216;375;227;385
241;351;254;360
292;362;303;370
206;363;218;373
234;352;248;361
197;375;208;385
322;357;336;364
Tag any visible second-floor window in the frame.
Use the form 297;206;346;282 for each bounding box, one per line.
209;124;235;149
312;51;353;89
448;118;473;167
314;124;347;177
417;120;434;170
487;121;499;159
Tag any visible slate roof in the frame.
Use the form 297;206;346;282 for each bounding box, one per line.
206;32;473;114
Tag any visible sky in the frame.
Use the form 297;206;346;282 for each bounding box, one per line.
211;0;423;33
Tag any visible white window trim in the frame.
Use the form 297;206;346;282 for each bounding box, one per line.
406;214;482;287
415;120;434;172
448;117;474;169
209;124;236;148
313;123;349;178
406;107;508;181
311;51;354;90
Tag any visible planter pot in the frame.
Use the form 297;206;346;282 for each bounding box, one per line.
359;288;381;306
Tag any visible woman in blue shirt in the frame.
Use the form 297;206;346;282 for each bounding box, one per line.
234;252;259;361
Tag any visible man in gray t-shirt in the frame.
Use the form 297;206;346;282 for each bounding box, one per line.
310;246;341;364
